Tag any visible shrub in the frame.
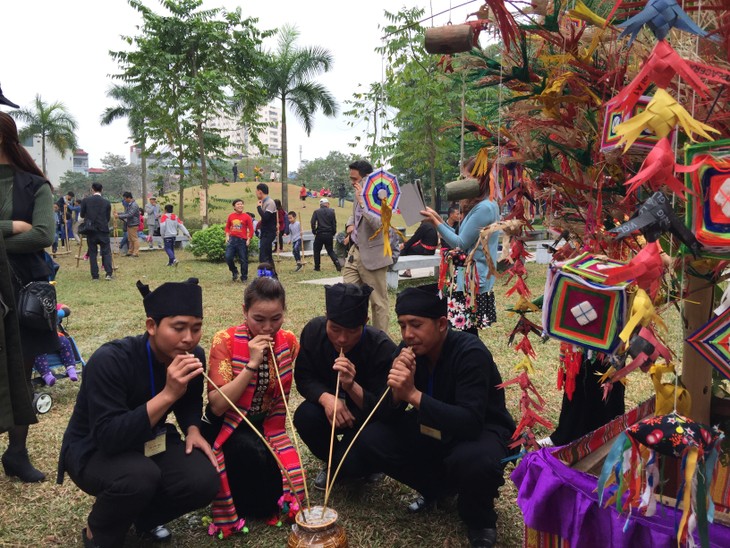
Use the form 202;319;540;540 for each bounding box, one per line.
189;224;260;262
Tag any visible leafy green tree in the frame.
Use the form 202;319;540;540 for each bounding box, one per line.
295;151;359;190
98;153;142;199
101;83;150;205
10;94;78;176
59;170;89;198
111;0;270;223
262;24;338;210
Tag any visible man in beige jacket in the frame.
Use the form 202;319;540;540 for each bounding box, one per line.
343;160;392;332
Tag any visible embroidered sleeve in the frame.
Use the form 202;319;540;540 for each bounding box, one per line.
208;329;234;390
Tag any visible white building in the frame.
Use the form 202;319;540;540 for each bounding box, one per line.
73;149;89;176
21;135;73;185
208;102;281;158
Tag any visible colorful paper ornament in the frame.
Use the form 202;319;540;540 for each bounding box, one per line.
360;168;401;217
686;306;730;381
607;40;710;116
562;252;628;284
543;268;628;353
617;0;714;44
602;241;665;298
597;413;723;548
601;95;677;153
622;137;699;201
613;89;719;151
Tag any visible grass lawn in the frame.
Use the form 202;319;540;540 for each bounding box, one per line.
0;243;668;547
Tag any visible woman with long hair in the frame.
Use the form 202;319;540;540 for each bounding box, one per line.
202;276;304;538
420;157;500;335
0;111;56;482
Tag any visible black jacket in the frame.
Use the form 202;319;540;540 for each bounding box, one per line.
80;194;111;233
58;335;206;483
310;206;337;235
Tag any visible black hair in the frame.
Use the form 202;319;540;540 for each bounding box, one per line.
91;182;103;192
274;198;283;210
287;211;297;218
122;191;133;199
256;183;269;194
232;198;243;206
244;275;286;311
67;191;75;198
348;160;373;177
164;204;173;213
447;205;460;216
0;112;48;182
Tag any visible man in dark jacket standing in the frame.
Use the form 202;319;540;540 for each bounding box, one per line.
310;198;341;272
80;183;113;281
256;183;277;266
115;192;140;257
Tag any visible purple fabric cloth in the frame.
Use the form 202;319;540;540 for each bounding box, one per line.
511;447;730;548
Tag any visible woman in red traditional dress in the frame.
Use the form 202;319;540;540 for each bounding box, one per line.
202;276;304;537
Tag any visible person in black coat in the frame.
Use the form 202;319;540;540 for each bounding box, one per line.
79;182;113;280
310;198;341;271
293;283;396;489
58;279;219;548
356;284;515;548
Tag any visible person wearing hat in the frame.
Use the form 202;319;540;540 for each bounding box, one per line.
114;192;141;257
356;284;515;548
293;283;396;489
310;196;341;272
57;278;219;548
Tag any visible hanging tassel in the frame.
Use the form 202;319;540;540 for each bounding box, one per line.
369;197;405;257
678;446;699;547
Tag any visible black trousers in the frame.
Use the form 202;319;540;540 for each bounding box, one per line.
87;231;113;279
66;438;218;548
293;400;367;478
313;233;339;269
258;232;275;265
357;412;509;529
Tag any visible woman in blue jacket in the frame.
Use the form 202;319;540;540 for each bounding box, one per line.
420;158;499;334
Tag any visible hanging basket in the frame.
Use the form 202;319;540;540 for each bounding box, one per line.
425;24;474;54
445;178;481;201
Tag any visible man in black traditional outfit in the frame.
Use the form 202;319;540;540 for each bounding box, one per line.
357;283;515;548
57;278;219;548
294;282;396;489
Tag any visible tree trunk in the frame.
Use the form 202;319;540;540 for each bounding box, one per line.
682;272;715;424
196;120;209;227
176;147;185;221
41;134;47;176
427;120;437;208
280;95;289;211
141;138;148;205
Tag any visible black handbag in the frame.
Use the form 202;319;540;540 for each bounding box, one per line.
77;220;91;235
17;281;57;332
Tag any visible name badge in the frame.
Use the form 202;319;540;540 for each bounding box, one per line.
420;424;442;441
144;427;167;457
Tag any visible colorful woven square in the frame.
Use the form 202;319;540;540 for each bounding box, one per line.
686;307;730;381
562;252;628;284
684;140;730;257
543;269;627;352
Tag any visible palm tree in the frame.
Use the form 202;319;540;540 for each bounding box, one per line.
101;84;149;205
263;24;338;210
11;95;78;176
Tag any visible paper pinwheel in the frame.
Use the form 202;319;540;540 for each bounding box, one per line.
607;40;710;116
361;168;401;217
614;89;719;151
687;307;730;381
617;0;714;44
623;137;699;201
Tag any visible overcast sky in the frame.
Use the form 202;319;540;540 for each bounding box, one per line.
0;0;479;173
